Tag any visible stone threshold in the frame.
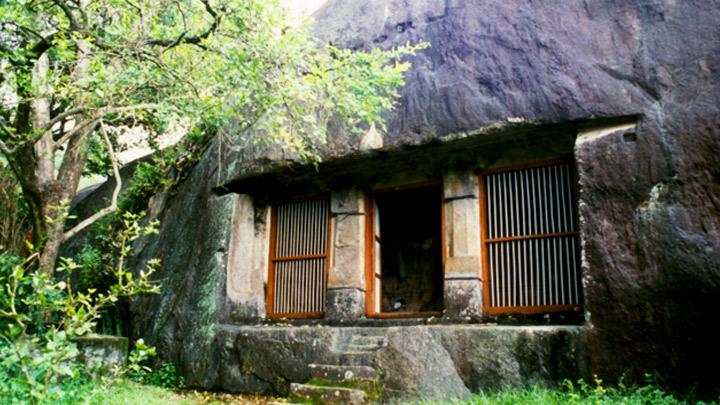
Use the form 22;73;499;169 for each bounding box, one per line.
221;313;585;328
217;323;586;332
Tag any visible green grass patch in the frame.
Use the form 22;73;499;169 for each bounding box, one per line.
411;380;716;405
87;381;196;405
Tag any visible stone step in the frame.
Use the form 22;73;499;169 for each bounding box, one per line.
346;343;382;352
309;364;379;381
349;335;385;346
290;383;367;405
338;352;376;366
352;329;387;337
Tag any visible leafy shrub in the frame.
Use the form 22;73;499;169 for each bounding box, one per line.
125;338;156;383
0;212;161;404
76;244;112;292
145;363;185;389
125;340;185;389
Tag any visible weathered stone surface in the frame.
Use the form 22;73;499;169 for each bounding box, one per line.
443;194;481;258
443;276;482;320
212;325;585;398
326;189;366;320
430;326;587;392
576;115;720;393
442;173;483;318
376;326;471;400
444;172;479;200
215;326;379;394
313;0;647;148
313;0;720;395
65;0;720;398
225;194;268;321
329;189;366;290
290;383;368;405
75;335;128;375
325;288;364;322
123;144;233;388
309;364;379;382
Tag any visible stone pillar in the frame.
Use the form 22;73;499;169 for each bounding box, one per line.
225;194;269;321
326;189;366;321
443;172;483;320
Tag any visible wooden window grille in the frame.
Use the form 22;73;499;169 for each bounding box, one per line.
479;161;582;314
267;198;330;318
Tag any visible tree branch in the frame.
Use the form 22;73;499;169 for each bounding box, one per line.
51;0;80;31
52;117;99;151
0;120;16;155
0;138;14;156
51;103;160;150
147;0;221;50
45;107;85;131
61;122;121;243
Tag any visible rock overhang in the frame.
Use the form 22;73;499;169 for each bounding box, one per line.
215;114;640;199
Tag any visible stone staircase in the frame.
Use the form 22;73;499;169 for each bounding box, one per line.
287;329;386;404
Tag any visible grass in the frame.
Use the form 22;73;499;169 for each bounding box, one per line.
9;377;715;404
87;381;196;404
412;380;718;405
52;380;283;405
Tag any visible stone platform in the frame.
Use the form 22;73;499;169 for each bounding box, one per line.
214;324;588;401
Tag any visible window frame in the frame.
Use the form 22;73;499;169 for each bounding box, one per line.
478;159;583;315
266;194;332;319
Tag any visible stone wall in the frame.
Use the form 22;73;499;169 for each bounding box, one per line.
213;325;587;400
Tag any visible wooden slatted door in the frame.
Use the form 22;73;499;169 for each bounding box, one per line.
479;161;582;314
372;200;382;313
268;198;330;319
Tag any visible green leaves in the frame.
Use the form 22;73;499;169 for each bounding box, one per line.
2;0;423;162
0;211;161;404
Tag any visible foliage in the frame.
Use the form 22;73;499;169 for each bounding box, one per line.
117;133;208;213
0;0;426;273
76;243;112;292
144;363;186;389
124;337;184;389
414;377;705;405
124;338;156;383
0;212;161;404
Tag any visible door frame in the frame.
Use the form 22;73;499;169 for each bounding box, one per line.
363;181;445;318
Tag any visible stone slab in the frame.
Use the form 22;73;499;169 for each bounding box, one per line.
309;364;379;382
290;383;367;405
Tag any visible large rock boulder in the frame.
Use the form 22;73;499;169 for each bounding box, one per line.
377;326;471;400
65;0;720;398
311;0;720;396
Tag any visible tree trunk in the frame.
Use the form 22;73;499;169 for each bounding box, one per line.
5;42;92;275
36;38;92;275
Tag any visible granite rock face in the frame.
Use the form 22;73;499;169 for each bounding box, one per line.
65;0;720;398
122;147;235;388
311;0;720;395
376;327;471;400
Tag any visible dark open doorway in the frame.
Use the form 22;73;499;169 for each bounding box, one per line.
366;184;444;317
